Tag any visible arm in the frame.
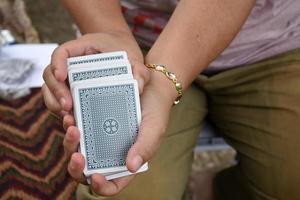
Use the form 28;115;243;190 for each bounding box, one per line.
146;0;255;103
62;0;130;34
61;0;143;62
43;0;148;114
112;0;257;196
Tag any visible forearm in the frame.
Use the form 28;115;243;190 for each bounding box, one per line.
61;0;131;34
61;0;144;61
146;0;255;101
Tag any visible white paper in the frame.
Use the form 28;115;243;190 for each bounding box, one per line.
0;44;58;88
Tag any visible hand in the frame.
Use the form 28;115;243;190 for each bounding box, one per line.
42;31;149;117
64;70;176;196
42;31;151;193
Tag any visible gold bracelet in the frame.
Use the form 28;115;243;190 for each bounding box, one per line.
145;64;183;105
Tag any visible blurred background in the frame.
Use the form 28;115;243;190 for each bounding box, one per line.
0;0;235;199
24;0;75;43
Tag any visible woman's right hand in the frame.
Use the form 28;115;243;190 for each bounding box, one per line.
42;31;149;118
42;31;150;185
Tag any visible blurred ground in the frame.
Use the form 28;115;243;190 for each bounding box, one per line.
24;0;75;43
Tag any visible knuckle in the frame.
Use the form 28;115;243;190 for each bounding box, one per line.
80;33;93;41
63;137;68;149
42;91;59;112
42;98;61;114
52;85;64;98
60;40;74;49
41;83;47;93
63;120;68;131
67;163;77;179
63;140;74;153
63;146;71;157
42;66;51;81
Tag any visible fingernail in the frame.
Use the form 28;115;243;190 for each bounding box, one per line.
60;98;66;109
132;155;143;172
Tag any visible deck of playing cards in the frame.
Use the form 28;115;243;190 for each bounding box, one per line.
67;51;148;181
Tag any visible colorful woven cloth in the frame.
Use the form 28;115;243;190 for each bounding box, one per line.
0;89;77;200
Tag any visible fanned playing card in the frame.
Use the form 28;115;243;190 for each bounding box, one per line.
67;51;128;71
68;60;132;85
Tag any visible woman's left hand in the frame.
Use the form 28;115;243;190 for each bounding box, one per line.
64;70;176;196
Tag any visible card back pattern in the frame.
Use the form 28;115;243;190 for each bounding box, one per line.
79;84;139;170
71;67;128;82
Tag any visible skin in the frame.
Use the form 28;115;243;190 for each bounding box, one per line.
42;0;255;196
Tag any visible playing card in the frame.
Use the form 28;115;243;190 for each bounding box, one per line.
73;79;141;176
105;163;148;181
68;60;133;85
69;76;133;102
67;51;128;71
86;163;149;184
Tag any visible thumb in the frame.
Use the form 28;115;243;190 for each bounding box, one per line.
130;59;150;94
126;115;167;173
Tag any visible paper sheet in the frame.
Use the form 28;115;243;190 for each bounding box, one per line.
0;44;58;88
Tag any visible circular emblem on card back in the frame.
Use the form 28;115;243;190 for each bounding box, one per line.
103;118;119;135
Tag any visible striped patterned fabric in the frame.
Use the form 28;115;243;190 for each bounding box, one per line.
0;89;77;200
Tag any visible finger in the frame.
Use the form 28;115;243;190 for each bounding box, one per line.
41;83;61;115
130;60;150;94
126;88;172;173
68;153;86;183
91;173;134;196
126;114;166;173
63;126;80;156
50;36;101;82
63;114;75;131
50;46;69;82
43;66;72;111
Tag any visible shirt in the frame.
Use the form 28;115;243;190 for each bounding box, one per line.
121;0;300;73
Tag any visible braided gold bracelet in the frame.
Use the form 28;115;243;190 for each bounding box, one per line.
145;64;183;105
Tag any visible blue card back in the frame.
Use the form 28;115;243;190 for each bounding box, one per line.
71;66;128;82
78;83;139;170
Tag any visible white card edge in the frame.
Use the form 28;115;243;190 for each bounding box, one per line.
67;51;128;68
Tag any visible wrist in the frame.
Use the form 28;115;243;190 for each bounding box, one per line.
145;51;185;105
146;64;183;105
146;67;181;107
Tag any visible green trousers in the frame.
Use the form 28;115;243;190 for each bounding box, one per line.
77;48;300;200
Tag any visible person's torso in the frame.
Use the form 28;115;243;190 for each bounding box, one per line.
122;0;300;72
